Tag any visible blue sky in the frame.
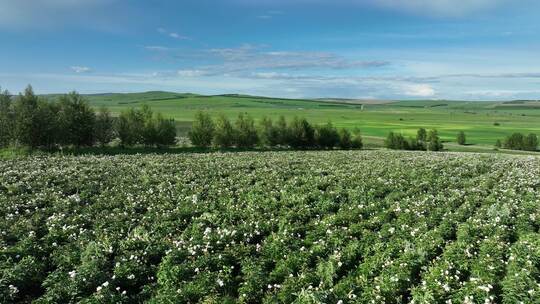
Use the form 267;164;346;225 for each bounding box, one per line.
1;0;540;100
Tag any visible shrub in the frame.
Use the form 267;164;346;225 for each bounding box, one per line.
189;111;215;148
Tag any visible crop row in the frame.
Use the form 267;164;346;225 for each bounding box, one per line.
0;151;539;303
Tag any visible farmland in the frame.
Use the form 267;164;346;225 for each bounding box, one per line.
61;92;540;149
1;151;539;303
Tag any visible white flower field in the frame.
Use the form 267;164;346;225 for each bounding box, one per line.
1;151;539;303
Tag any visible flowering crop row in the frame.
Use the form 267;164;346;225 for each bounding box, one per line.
0;151;539;303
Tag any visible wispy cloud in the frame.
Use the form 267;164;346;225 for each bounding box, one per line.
161;44;390;75
144;45;171;51
370;0;509;17
157;27;190;40
70;66;92;73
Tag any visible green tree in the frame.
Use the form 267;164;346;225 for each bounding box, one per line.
275;115;289;146
0;89;13;147
213;114;235;148
315;121;339;149
504;133;525;150
351;133;363;149
13;85;39;147
94;106;115;147
338;128;352;149
235;113;258;148
495;139;502;149
288;117;315;149
154;113;177;147
457;131;466;145
417;128;427;142
117;108;144;147
524;133;538;151
259;117;279;147
57;92;96;147
427;129;443;151
141;104;157;146
189;111;215;148
386;132;409;150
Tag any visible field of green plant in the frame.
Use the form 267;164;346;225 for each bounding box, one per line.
67;91;540;149
1;151;539;303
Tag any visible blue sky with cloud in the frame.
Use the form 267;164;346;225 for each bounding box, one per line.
1;0;540;99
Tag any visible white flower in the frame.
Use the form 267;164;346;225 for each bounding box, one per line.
8;285;18;295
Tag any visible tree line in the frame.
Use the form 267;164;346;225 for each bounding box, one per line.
0;86;176;149
385;128;444;151
496;133;538;151
188;112;363;149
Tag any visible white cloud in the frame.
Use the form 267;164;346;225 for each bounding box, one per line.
70;66;92;73
402;84;435;97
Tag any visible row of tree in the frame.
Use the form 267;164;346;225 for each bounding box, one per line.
0;86;177;149
189;112;363;149
385;128;444;151
496;133;538;151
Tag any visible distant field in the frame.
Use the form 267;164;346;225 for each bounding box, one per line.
51;91;540;149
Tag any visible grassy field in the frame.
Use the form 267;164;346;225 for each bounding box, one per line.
47;91;540;150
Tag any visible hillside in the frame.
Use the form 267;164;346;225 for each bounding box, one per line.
39;91;540;148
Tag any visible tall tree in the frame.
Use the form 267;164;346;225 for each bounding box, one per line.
275;115;289;146
0;88;13;147
288;117;315;148
427;129;443;151
189;111;215;148
524;133;538;151
13;85;40;148
259;117;279;147
457;131;466;145
94;106;115;146
154;113;177;147
235;113;258;148
315;121;339;149
57;92;96;147
213;114;235;148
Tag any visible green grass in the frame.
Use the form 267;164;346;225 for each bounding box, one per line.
48;91;540;148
